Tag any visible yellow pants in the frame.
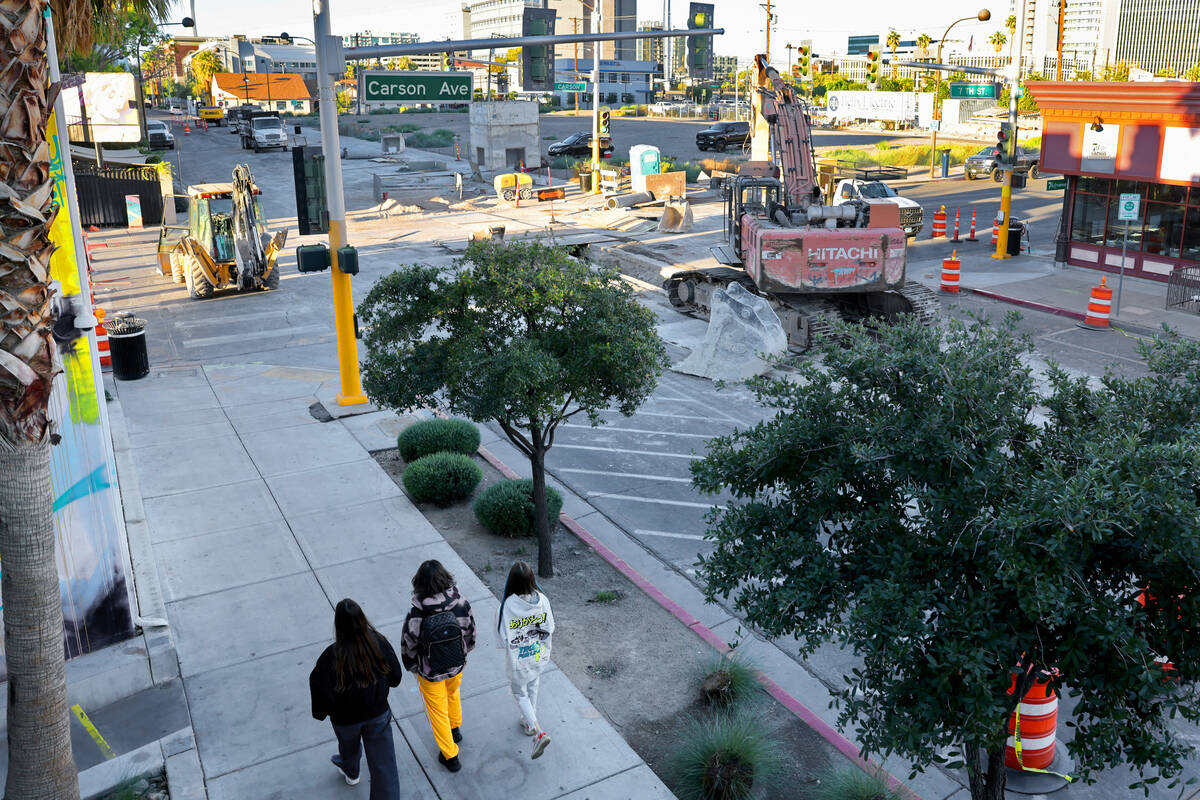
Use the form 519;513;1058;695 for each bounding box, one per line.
418;673;463;758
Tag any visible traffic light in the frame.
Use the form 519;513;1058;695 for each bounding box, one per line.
996;122;1012;167
686;2;715;80
521;7;557;92
866;46;881;90
599;107;611;134
798;40;813;81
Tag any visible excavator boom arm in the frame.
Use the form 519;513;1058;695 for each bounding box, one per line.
749;54;821;209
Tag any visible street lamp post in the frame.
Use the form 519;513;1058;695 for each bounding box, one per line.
243;73;251;107
785;42;794;76
929;9;990;174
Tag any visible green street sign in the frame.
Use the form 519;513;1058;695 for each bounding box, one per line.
554;81;587;92
1046;177;1067;190
360;71;472;104
949;82;998;99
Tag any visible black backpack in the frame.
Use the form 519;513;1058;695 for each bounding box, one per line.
420;609;466;674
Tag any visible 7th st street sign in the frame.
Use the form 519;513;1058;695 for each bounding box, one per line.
360;71;472;104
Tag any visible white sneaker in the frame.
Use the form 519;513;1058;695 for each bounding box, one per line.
331;756;360;786
532;731;551;759
520;720;537;736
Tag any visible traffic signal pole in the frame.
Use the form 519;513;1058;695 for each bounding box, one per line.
994;0;1025;260
592;7;601;194
314;0;368;406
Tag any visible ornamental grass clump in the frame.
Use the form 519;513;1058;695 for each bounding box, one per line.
697;653;761;709
668;711;782;800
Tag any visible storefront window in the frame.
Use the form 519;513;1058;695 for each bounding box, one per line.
1142;202;1185;257
1148;183;1188;204
1184;206;1200;263
1072;193;1108;244
1077;176;1112;194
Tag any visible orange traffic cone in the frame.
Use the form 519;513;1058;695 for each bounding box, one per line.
931;205;946;238
1078;277;1113;329
950;207;961;242
967;206;978;241
940;249;961;293
991;215;1000;247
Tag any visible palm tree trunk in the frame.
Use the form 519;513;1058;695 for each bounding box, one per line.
1;444;79;799
0;0;79;795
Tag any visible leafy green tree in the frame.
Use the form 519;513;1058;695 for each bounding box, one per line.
1101;60;1131;81
916;33;932;59
358;241;667;577
692;316;1200;800
335;89;353;114
1185;64;1200;81
886;30;900;79
1006;13;1017;35
188;49;222;103
989;30;1008;66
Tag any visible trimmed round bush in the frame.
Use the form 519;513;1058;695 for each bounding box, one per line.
473;479;563;538
402;452;482;505
397;418;481;462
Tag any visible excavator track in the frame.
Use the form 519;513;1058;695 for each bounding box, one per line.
665;269;939;352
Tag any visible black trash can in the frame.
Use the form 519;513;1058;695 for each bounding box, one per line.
578;172;593;193
107;316;150;381
1007;222;1023;256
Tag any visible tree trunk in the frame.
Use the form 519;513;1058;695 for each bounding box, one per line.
529;441;553;579
964;740;1008;800
1;443;79;799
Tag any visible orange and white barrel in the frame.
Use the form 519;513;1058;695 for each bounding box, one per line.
940;250;960;293
1082;277;1112;329
1005;676;1058;770
931;205;946;238
95;309;111;369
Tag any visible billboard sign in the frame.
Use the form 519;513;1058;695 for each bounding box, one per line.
360;71;472;104
825;91;916;123
62;72;141;143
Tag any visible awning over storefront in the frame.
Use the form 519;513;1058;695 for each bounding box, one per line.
1029;81;1200;187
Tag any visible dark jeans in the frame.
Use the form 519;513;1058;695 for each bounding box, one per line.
331;709;401;800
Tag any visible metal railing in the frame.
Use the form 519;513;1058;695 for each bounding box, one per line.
1167;265;1200;314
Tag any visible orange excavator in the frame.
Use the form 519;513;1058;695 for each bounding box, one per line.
664;54;937;348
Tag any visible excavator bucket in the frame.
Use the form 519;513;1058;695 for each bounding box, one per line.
658;198;694;233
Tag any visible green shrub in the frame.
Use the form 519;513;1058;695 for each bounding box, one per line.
808;767;906;800
698;653;760;709
473;479;563;537
397;418;481;462
668;711;783;800
406;128;456;148
403;452;482;505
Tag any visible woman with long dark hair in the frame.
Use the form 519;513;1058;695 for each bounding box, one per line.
498;561;555;759
310;598;403;798
401;559;476;773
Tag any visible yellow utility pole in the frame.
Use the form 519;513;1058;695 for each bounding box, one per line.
764;0;772;62
591;6;602;194
994;0;1025;260
314;0;368;405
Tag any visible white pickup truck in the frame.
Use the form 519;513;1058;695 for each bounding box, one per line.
240;116;287;153
831;178;924;239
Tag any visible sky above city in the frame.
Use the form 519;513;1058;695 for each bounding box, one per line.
167;0;1006;64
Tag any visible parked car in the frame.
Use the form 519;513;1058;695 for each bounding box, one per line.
548;132;614;158
964;145;1040;181
146;119;175;150
695;120;750;152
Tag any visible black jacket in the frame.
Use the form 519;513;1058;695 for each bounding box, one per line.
310;632;403;725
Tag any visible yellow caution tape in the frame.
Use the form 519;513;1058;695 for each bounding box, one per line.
71;703;116;760
1012;706;1073;782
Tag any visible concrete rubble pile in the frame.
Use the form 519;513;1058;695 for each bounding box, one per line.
675;281;787;382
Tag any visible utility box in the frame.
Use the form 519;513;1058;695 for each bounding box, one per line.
629;145;661;194
469;101;540;172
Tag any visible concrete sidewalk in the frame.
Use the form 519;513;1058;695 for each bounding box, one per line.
909;248;1200;340
111;363;673;800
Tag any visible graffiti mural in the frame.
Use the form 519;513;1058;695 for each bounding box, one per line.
0;111;135;678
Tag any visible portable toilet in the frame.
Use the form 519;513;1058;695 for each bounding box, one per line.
629;144;661;194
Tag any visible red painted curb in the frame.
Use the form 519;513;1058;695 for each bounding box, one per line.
966;287;1087;322
475;442;922;800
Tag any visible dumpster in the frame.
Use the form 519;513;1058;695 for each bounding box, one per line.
107;315;149;381
1007;222;1024;256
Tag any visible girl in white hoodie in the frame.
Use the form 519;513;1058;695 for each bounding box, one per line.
498;561;555;759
